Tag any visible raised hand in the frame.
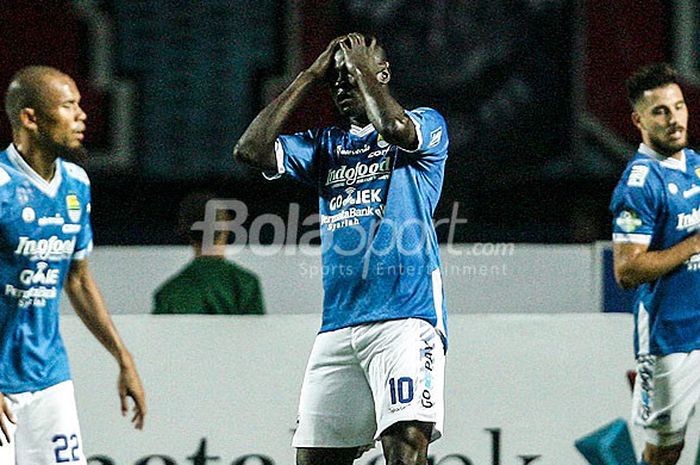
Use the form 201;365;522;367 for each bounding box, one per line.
307;35;347;81
338;33;385;80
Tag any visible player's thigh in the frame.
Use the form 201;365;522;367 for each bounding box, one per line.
293;329;376;448
17;381;86;465
632;351;700;447
358;318;445;442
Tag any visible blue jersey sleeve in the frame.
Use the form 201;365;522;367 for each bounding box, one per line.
265;129;322;185
0;167;10;220
73;186;93;260
610;162;661;245
402;107;449;167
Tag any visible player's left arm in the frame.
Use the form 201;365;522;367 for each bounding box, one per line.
340;33;418;150
64;259;147;429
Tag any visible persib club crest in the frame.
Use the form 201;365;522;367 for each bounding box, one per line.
616;210;642;233
66;194;81;223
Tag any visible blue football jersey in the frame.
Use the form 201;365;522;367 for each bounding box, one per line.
610;143;700;356
270;108;449;338
0;144;93;393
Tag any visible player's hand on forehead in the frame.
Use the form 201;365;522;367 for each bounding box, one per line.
342;32;374;48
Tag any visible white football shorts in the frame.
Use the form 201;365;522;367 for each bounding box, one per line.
632;350;700;447
292;318;445;449
0;380;86;465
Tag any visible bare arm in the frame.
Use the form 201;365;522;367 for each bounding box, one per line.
233;36;347;171
340;33;417;150
64;259;147;429
613;235;700;289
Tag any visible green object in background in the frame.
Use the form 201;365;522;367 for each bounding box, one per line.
153;257;265;315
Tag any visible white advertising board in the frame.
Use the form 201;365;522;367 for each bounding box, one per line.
57;313;700;465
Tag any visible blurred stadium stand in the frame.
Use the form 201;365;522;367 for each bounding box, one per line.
1;0;698;245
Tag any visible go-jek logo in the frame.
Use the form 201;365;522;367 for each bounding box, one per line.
19;262;60;286
328;188;382;211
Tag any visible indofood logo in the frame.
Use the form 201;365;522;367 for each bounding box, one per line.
677;206;700;231
325;157;392;187
14;236;76;261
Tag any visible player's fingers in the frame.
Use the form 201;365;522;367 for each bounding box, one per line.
132;409;144;430
131;398;145;430
119;390;128;416
369;36;377;49
2;403;15;424
332;35;347;47
350;33;364;46
133;391;147;417
0;420;10;445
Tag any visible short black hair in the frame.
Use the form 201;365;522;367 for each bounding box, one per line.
625;63;680;108
4;65;67;129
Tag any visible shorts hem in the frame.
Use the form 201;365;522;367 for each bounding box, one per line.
376;416;443;443
291;439;375;449
640;426;686;447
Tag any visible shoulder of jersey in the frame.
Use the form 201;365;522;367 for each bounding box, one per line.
0;149;13;187
622;158;660;189
686;147;700;159
411;106;434;113
63;161;91;186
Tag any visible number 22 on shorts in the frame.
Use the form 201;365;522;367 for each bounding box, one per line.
53;433;81;463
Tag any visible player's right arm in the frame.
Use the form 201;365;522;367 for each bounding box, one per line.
233;36;346;171
614;238;700;289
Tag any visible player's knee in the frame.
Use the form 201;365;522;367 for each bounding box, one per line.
645;440;684;465
381;421;432;465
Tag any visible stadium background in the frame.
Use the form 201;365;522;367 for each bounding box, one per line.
3;1;700;464
4;0;699;246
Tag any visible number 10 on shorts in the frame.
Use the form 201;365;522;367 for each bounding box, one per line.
388;377;414;404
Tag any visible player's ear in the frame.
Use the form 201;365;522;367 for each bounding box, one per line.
377;63;391;85
19;108;38;132
631;111;643;131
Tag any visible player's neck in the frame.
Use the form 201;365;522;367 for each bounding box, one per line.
193;244;226;259
12;142;57;182
348;114;370;128
642;139;685;160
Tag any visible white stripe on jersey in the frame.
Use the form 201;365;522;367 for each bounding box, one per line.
637;302;650;356
6;144;62;197
262;139;286;180
612;233;652;245
431;268;446;337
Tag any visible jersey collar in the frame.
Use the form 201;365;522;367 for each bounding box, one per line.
6;144;62;197
638;143;687;172
349;123;375;137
